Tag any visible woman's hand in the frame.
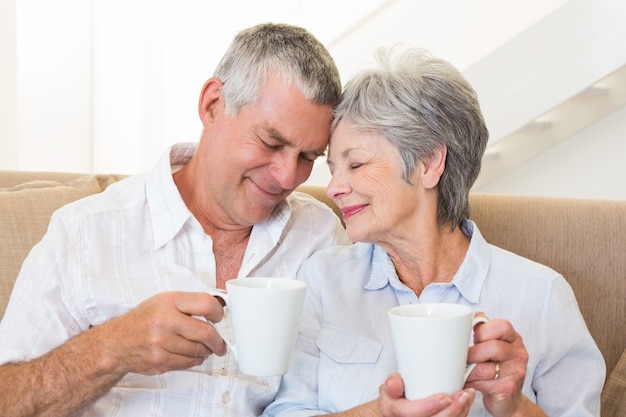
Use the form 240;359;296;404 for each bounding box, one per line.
378;373;475;417
465;318;546;417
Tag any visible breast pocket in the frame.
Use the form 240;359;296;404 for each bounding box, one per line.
316;324;383;411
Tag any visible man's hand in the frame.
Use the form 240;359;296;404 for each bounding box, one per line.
94;291;228;375
0;291;227;417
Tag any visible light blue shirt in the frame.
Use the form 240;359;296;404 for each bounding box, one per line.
264;221;604;417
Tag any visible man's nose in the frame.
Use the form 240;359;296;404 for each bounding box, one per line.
269;154;302;190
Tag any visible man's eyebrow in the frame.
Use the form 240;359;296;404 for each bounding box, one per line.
310;148;327;157
265;127;327;157
266;127;290;145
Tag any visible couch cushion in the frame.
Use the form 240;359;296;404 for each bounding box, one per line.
602;348;626;417
469;193;626;377
0;174;120;318
0;170;99;188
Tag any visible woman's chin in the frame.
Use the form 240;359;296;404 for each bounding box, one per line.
346;226;367;243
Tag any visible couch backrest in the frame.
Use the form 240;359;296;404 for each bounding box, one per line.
468;193;625;377
0;171;124;318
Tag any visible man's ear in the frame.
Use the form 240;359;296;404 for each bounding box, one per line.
420;144;447;190
198;77;224;127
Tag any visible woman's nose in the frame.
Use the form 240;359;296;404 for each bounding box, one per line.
326;170;348;200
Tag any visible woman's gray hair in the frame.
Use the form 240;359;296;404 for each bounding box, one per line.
333;47;489;228
214;23;342;114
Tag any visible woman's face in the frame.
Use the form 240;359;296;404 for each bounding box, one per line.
326;120;421;244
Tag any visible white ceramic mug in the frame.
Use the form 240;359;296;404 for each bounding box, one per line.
208;277;307;376
388;303;487;399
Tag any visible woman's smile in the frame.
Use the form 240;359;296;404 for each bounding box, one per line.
341;204;368;221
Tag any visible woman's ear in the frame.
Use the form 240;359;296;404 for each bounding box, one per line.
420;144;447;190
198;77;224;127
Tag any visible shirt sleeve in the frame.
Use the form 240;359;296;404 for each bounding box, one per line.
309;201;351;250
532;276;604;416
288;192;351;251
0;210;85;364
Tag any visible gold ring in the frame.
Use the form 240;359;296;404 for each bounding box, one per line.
493;362;500;380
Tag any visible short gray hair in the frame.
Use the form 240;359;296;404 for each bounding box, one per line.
333;47;489;228
214;23;342;114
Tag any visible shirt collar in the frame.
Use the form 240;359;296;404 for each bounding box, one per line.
147;143;197;250
251;199;291;241
219;194;291;278
449;220;490;303
364;245;399;291
362;220;490;304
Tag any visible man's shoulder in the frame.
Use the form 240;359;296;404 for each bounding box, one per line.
53;172;149;223
286;190;338;218
280;191;349;245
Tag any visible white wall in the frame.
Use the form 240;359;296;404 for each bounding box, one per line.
329;0;567;82
2;0;568;173
2;0;625;200
14;0;92;172
305;0;626;202
476;105;626;200
87;0;388;173
0;0;18;169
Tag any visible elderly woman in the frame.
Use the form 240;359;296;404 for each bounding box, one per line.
263;48;604;417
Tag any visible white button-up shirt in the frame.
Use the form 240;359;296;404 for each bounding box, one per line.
0;143;349;417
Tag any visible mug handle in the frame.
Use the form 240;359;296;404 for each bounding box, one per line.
208;288;228;307
463;315;488;382
206;289;237;358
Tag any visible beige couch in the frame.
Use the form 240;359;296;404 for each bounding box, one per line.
1;170;624;416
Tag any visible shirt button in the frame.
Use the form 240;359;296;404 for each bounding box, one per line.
220;367;228;376
222;391;230;404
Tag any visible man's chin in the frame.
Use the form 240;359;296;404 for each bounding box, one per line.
241;203;280;225
240;185;288;223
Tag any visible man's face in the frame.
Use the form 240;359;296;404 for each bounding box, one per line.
198;75;333;229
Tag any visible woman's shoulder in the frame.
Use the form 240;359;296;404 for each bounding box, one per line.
470;221;563;284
